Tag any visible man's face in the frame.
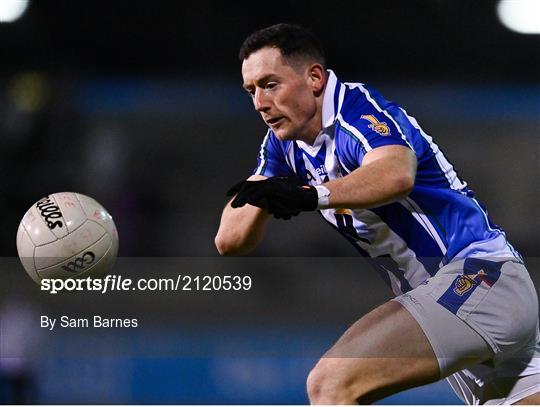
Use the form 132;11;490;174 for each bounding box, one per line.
241;47;322;141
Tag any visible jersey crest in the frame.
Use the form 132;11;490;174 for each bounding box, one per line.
361;114;391;136
453;275;477;296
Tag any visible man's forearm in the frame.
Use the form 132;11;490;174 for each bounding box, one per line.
216;147;416;233
214;201;269;256
323;147;417;209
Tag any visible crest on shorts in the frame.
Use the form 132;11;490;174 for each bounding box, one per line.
360;114;391;136
453;275;477;296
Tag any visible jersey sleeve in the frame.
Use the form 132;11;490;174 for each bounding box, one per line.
252;130;293;177
334;126;366;173
354;111;412;150
337;110;414;169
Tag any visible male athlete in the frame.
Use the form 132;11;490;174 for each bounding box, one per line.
215;24;540;404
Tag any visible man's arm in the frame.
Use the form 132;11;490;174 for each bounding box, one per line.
226;145;417;217
324;145;417;209
215;174;270;256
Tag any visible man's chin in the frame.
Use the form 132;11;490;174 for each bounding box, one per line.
272;128;295;141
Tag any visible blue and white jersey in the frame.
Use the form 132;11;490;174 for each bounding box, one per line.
253;70;521;296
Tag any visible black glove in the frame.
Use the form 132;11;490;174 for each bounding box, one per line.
226;176;318;220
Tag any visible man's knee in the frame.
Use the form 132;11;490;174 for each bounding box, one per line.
306;361;347;404
307;356;439;404
306;359;363;404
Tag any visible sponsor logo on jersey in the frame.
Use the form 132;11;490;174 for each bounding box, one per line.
306;165;328;183
453;274;477;296
361;114;391;136
315;165;327;177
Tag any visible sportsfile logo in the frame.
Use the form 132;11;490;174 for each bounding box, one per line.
39;274;253;294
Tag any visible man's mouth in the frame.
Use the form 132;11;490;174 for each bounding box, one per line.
266;116;284;126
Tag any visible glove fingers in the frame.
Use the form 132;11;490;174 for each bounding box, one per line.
230;194;249;208
226;180;250;197
273;210;299;220
227;180;270;209
227;176;311;218
231;188;268;208
227;179;271;196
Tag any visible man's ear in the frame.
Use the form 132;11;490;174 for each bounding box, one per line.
308;64;325;96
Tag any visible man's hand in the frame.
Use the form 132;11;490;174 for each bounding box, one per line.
227;176;318;220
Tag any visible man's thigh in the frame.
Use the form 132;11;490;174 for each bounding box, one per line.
308;259;539;404
395;259;540;405
307;287;497;404
308;301;445;404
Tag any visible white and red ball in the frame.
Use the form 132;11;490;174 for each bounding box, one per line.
16;192;119;284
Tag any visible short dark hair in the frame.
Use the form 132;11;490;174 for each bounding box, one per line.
239;23;326;67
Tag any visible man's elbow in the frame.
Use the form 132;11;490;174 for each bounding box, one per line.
214;233;251;256
394;172;415;198
214;234;234;256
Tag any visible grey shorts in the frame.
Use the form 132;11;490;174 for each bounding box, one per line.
393;259;540;404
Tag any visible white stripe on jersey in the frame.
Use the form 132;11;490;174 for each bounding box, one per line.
255;129;271;175
301;152;321;183
336;113;373;152
285;142;296;173
322;70;345;127
359;210;432;292
337;156;353;175
399;107;468;191
298;135;340;184
349;83;414;150
400;197;447;254
471;197;501;234
324;134;339;180
470;197;522;260
320;207;432;294
322;71;338;127
337;80;345;117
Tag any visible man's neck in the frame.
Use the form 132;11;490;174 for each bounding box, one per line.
297;80;326;145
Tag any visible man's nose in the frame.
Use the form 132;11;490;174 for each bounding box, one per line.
254;89;270;112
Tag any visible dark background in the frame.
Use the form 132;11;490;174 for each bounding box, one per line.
2;0;539;81
0;0;539;404
1;0;539;258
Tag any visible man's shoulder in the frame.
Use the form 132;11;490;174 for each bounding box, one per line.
336;104;395;140
338;82;407;135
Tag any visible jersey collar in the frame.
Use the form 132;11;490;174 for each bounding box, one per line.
295;70;343;154
321;70;345;129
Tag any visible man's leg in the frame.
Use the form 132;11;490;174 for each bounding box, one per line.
515;391;540;404
306;300;489;404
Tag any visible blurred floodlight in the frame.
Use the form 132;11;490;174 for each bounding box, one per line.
497;0;540;34
0;0;29;23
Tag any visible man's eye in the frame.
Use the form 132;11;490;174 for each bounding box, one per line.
265;83;277;90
